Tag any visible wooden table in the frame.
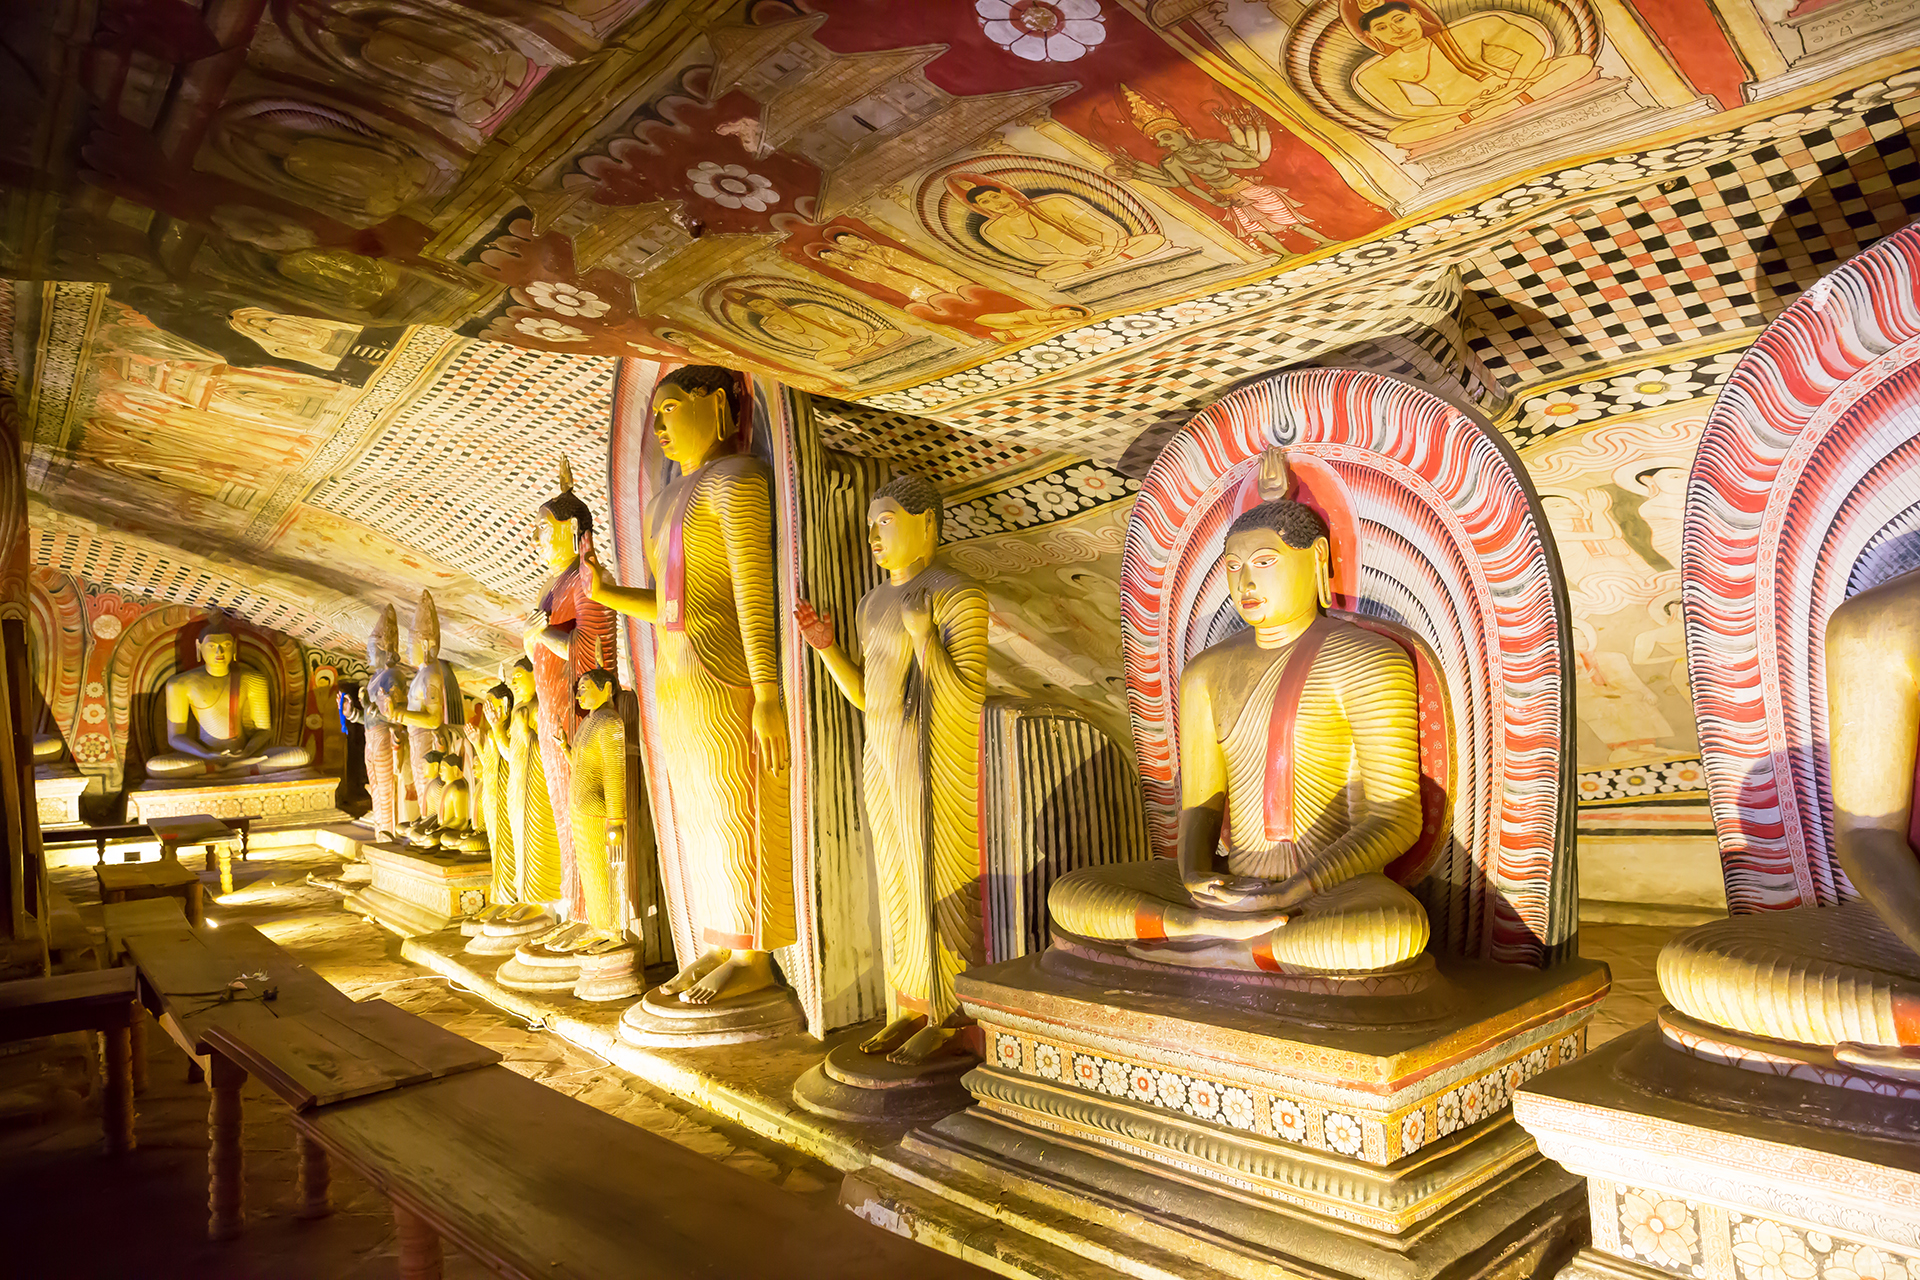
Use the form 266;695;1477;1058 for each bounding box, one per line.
43;822;152;865
294;1065;991;1280
97;858;204;927
149;814;249;896
103;901;498;1240
0;968;140;1154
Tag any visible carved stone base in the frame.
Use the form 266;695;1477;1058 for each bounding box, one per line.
464;909;555;955
843;947;1607;1275
618;984;804;1048
34;766;95;825
572;945;644;1002
343;843;491;938
126;768;342;824
1515;1023;1920;1280
496;941;582;993
793;1041;975;1124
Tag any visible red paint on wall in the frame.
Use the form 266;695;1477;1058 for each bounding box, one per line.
1624;0;1749;109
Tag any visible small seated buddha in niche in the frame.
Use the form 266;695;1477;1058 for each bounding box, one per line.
1342;0;1596;146
434;749;488;856
1660;568;1920;1077
146;611;313;780
1049;457;1430;973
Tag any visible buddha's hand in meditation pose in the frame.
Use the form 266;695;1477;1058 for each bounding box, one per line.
793;601;836;650
1186;871;1317;916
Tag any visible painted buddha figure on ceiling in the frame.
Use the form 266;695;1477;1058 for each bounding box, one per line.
1660;568;1920;1077
1342;0;1595;145
1049;454;1430;973
147;611;312;780
950;173;1164;283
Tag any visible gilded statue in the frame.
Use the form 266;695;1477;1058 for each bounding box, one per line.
948;173;1164;282
147;610;313;779
341;604;409;839
1105;89;1331;255
433;748;488;855
556;669;630;954
1660;570;1920;1077
497;657;562;908
1048;452;1430;972
478;682;516;903
586;365;795;1006
797;474;989;1064
523;460;620;936
1341;0;1595;145
385;591;464;835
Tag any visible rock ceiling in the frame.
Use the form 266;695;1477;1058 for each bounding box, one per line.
0;0;1917;674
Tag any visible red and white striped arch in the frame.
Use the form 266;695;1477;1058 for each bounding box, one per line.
1683;221;1920;915
1122;367;1575;966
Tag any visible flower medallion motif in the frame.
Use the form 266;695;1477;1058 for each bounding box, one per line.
1272;1097;1307;1143
1219;1087;1256;1130
994;1031;1023;1070
1071;1052;1101;1088
1460;1078;1488;1125
74;734;110;763
1400;1109;1426;1154
1606;365;1704;407
1033;1043;1063;1080
83;681;105;698
1156;1072;1188;1110
686;161;779;211
1520;388;1605;432
1022;480;1083;518
976;0;1106;62
1559;1034;1580;1064
524;281;610;318
1620;1190;1697;1270
1323;1110;1363;1156
1823;1244;1913;1280
516;316;589;343
1128;1067;1158;1103
1436;1089;1463;1136
1731;1219;1817;1280
90;615;122;640
80;703;105;724
1099;1059;1130;1096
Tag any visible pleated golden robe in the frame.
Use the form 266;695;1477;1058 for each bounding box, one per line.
483;720;515;904
569;704;627;935
646;454;794;951
508;702;561;905
858;563;989;1023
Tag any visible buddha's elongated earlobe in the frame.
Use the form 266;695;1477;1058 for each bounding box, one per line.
1315;540;1333;610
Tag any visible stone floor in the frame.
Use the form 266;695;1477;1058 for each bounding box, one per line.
4;843;1682;1277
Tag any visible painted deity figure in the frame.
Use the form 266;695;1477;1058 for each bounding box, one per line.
385;591;464;837
1049;460;1430;973
1660;569;1920;1078
341;605;410;838
1342;0;1596;145
796;474;989;1064
1106;89;1333;256
586;365;795;1006
724;287;901;368
949;173;1164;282
557;669;630;953
227;308;363;371
523;460;620;935
809;230;973;302
147;610;313;780
499;658;562;907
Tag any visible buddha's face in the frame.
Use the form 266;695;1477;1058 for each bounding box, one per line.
577;676;612;712
535;509;579;571
509;667;536;703
868;496;937;573
199;633;237;676
1364;7;1425;47
830;234;872;254
653;384;729;467
1223;528;1324;627
971;189;1019;217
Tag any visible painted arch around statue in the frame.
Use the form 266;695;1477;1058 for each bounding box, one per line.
1121;367;1575;966
1682;221;1920;916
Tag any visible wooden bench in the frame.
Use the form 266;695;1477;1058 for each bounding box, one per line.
97;858;204;928
102;900;498;1240
0;968;140;1154
294;1064;990;1280
43;822;150;865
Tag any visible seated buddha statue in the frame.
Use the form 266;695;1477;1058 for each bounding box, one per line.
1659;568;1920;1077
1343;0;1596;146
435;750;488;856
146;612;313;780
1049;477;1431;974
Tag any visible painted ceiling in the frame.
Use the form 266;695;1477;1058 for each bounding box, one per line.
0;0;1918;844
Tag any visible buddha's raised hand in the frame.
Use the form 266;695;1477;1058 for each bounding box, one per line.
793;601;836;650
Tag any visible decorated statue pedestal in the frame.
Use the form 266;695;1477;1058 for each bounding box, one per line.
496;938;585;994
344;841;491;937
127;768;342;826
1517;1025;1920;1280
462;908;552;955
793;1041;975;1125
843;944;1607;1278
34;765;95;825
619;984;804;1049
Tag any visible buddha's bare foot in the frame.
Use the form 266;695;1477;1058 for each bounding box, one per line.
660;949;725;996
1835;1042;1920;1078
531;921;585;950
499;903;544;925
576;931;630;956
681;951;774;1005
886;1024;959;1066
1125;938;1273;970
860;1015;925;1056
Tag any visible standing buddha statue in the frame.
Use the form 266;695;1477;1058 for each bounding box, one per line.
795;473;989;1064
1047;454;1431;973
504;657;562;908
586;364;795;1007
478;681;517;905
559;669;630;953
146;610;313;779
524;459;619;945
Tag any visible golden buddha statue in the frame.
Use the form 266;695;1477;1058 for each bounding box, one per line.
435;749;488;855
1659;569;1920;1077
795;473;988;1065
385;591;464;831
586;364;795;1007
1341;0;1595;145
559;669;630;953
477;681;518;907
501;657;562;907
1048;460;1430;973
147;610;313;779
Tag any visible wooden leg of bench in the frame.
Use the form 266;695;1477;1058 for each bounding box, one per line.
100;1021;135;1156
295;1130;331;1219
186;882;205;929
393;1202;442;1280
217;844;234;897
208;1054;246;1240
129;1002;149;1096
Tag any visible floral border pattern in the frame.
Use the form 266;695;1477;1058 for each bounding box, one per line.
987;1025;1584;1164
943;462;1139;542
1598;1189;1920;1280
1577;758;1708;804
1508;349;1745;445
